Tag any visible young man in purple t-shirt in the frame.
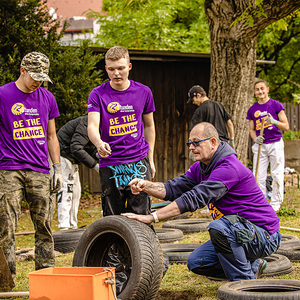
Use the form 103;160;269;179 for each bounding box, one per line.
87;46;155;216
0;52;63;279
247;80;289;212
122;122;281;281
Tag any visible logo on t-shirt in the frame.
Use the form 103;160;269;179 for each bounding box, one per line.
254;110;269;131
107;102;121;113
11;103;38;116
11;103;25;115
254;110;261;118
208;203;224;220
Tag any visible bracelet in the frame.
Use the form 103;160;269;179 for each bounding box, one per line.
230;138;234;140
151;211;159;223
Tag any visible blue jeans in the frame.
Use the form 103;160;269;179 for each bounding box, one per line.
187;216;281;281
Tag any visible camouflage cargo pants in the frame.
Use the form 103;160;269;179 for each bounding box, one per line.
0;170;55;278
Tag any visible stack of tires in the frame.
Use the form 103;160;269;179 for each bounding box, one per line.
159;218;210;264
158;219;294;279
276;234;300;262
72;215;164;300
71;214;299;299
216;234;300;299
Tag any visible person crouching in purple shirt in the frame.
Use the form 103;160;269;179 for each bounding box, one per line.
122;122;281;281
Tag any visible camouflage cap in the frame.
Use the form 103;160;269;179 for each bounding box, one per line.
21;52;52;83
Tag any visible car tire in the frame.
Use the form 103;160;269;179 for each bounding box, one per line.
276;245;300;262
161;243;201;264
280;234;300;247
155;228;184;243
72;215;163;300
263;253;293;277
217;279;300;299
52;228;86;253
162;218;211;233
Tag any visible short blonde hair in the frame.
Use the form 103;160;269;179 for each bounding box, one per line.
105;46;130;64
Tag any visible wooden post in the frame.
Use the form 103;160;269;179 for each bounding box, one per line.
255;117;267;182
0;247;15;291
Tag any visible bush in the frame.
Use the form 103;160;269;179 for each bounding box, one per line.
0;0;105;129
48;43;104;129
282;130;300;140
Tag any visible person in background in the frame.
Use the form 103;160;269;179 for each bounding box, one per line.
87;46;156;216
122;122;281;281
247;79;289;212
57;115;99;230
187;85;235;148
0;52;62;278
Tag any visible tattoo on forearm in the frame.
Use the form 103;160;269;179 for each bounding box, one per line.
147;183;165;192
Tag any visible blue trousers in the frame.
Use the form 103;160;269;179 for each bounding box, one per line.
187;216;281;281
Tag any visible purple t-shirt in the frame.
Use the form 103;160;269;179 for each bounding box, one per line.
173;152;279;234
246;98;284;144
87;80;155;167
0;82;60;173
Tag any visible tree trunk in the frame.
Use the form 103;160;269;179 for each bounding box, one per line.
210;37;256;165
204;0;300;165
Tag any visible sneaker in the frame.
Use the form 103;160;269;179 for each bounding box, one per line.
255;259;267;279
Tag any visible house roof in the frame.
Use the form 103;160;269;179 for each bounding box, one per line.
46;0;102;20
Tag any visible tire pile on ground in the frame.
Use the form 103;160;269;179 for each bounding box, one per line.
72;215;164;300
52;228;86;253
61;211;300;299
158;219;294;278
276;234;300;261
158;219;299;299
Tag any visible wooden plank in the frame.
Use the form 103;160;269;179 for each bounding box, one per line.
0;247;15;291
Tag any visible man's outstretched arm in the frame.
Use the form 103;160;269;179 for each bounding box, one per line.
129;178;166;199
122;201;181;224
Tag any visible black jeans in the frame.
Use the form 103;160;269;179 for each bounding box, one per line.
100;157;152;216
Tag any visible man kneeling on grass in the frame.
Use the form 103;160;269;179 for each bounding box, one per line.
122;122;281;281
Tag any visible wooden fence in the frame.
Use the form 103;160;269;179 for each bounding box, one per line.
283;102;300;132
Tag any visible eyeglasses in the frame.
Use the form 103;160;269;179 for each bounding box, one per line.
186;137;212;148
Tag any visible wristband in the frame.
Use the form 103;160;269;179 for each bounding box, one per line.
230;138;234;140
151;211;159;223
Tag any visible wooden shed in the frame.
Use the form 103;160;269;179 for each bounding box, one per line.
80;48;211;193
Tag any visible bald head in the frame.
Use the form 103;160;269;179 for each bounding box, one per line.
188;122;221;165
191;122;220;143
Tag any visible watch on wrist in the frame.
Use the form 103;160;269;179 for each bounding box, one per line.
151;211;159;223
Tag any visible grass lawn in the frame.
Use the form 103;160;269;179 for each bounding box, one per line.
3;176;300;300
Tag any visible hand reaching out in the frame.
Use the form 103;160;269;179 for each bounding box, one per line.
129;178;147;195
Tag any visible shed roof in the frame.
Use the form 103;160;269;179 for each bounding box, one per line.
90;47;211;62
90;47;275;64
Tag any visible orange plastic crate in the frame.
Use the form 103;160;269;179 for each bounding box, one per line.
29;267;116;300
